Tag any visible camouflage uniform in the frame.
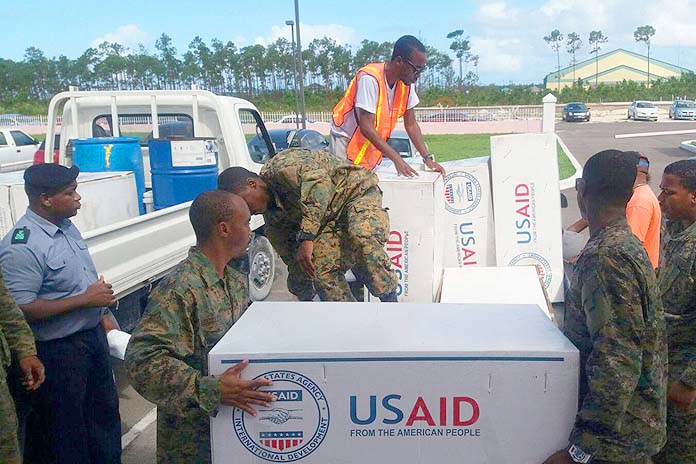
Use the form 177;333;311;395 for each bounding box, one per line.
653;220;696;463
564;219;667;462
260;148;397;301
125;247;248;464
0;272;36;464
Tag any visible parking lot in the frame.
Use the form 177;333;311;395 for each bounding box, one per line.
117;118;696;463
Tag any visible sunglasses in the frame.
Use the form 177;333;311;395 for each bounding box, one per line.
405;59;427;74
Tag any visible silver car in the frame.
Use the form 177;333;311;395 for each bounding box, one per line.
669;100;696;120
628;101;658;121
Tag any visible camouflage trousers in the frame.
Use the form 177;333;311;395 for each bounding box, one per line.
0;364;21;464
267;186;397;301
653;363;696;464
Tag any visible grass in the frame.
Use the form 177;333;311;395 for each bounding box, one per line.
691;141;696;147
424;133;576;180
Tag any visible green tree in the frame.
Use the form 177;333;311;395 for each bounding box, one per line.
566;32;582;84
543;30;564;92
446;29;470;89
588;30;608;87
634;25;656;87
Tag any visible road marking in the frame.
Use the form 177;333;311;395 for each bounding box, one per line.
121;407;157;450
615;129;696;139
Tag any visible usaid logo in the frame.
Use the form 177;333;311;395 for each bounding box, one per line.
444;172;482;215
509;252;552;289
233;370;330;462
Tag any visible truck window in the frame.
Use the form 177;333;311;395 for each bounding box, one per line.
93;114;193;145
241;109;274;164
10;131;36;146
0;133;6;146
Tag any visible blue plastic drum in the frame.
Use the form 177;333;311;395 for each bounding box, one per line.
148;138;219;210
72;137;145;214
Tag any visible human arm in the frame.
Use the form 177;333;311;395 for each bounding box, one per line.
568;255;645;455
357;110;417;177
403;109;445;176
125;287;273;416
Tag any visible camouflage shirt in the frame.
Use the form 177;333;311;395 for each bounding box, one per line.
0;270;36;368
125;247;248;464
564;219;667;460
260;148;379;237
658;220;696;388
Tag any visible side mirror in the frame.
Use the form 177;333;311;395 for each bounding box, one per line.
560;193;568;208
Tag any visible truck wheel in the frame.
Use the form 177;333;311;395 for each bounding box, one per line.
248;235;275;301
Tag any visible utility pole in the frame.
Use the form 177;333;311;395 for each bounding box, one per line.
286;19;300;130
294;0;307;129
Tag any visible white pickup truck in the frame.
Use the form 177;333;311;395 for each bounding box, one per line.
40;89;279;330
0;128;39;171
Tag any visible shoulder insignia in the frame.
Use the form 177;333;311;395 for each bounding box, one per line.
11;227;30;244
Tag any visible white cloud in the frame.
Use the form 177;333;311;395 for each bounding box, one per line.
644;0;696;46
470;37;524;73
476;2;519;22
91;24;151;51
255;23;357;48
539;0;576;17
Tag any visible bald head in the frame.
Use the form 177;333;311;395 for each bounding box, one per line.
189;190;249;244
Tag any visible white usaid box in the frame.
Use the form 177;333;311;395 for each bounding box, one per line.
439;266;551;319
377;171;444;302
209;302;579;464
441;158;495;268
490;133;564;302
0;171;139;237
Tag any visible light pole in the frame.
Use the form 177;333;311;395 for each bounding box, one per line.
294;0;307;129
285;19;300;130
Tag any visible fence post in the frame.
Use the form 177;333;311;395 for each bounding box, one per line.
542;93;557;133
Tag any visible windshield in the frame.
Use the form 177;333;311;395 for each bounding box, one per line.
387;138;412;154
566;104;587;111
676;101;696;108
637;102;655;108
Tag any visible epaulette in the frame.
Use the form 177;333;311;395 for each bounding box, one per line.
11;227;30;244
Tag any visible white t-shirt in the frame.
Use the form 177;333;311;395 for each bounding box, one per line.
330;74;419;139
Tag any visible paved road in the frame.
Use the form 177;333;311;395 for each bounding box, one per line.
119;119;696;463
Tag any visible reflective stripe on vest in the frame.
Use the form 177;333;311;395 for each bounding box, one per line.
332;62;410;169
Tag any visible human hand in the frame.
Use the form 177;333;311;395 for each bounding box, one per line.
393;157;418;177
220;360;275;415
668;381;696;411
296;240;315;278
19;355;45;391
83;276;116;307
542;450;573;464
424;158;445;176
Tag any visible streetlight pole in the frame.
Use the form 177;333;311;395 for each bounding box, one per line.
285;19;300;130
294;0;307;129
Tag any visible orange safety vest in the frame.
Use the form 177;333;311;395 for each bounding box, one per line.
332;63;410;169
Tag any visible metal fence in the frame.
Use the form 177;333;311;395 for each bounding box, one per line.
2;105;545;128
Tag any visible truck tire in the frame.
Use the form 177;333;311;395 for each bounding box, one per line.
248;235;275;301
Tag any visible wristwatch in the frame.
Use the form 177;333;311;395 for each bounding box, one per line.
423;153;435;162
295;231;315;242
567;444;593;463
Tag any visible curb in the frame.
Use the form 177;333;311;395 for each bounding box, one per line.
680;140;696;155
557;134;583;191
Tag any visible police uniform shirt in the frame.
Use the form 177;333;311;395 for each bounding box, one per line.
0;208;104;341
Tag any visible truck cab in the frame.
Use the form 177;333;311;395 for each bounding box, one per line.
40;89;278;330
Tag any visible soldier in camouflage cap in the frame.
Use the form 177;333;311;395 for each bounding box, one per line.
544;150;667;464
126;190;276;464
0;271;44;464
218;148;398;302
653;160;696;464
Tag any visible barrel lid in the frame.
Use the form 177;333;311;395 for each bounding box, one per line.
72;137;139;145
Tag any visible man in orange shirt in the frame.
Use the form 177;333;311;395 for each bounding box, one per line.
567;152;661;268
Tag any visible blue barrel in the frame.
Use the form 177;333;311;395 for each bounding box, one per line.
148;138;219;210
72;137;146;214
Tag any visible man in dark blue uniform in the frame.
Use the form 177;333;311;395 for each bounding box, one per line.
0;164;121;463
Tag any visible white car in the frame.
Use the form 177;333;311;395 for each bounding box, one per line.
387;130;420;158
275;114;316;124
628;101;658;121
0;128;40;170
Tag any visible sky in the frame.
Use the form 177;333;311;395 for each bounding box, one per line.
2;0;695;85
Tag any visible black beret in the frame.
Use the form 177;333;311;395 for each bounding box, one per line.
24;164;80;193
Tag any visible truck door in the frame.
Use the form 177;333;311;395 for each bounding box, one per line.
0;132;14;164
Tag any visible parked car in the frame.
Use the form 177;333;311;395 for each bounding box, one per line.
34;133;61;164
669;100;696;120
275;114;316;124
247;128;328;163
562;102;591;122
387;130;420;158
628;101;658;121
0;128;39;168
